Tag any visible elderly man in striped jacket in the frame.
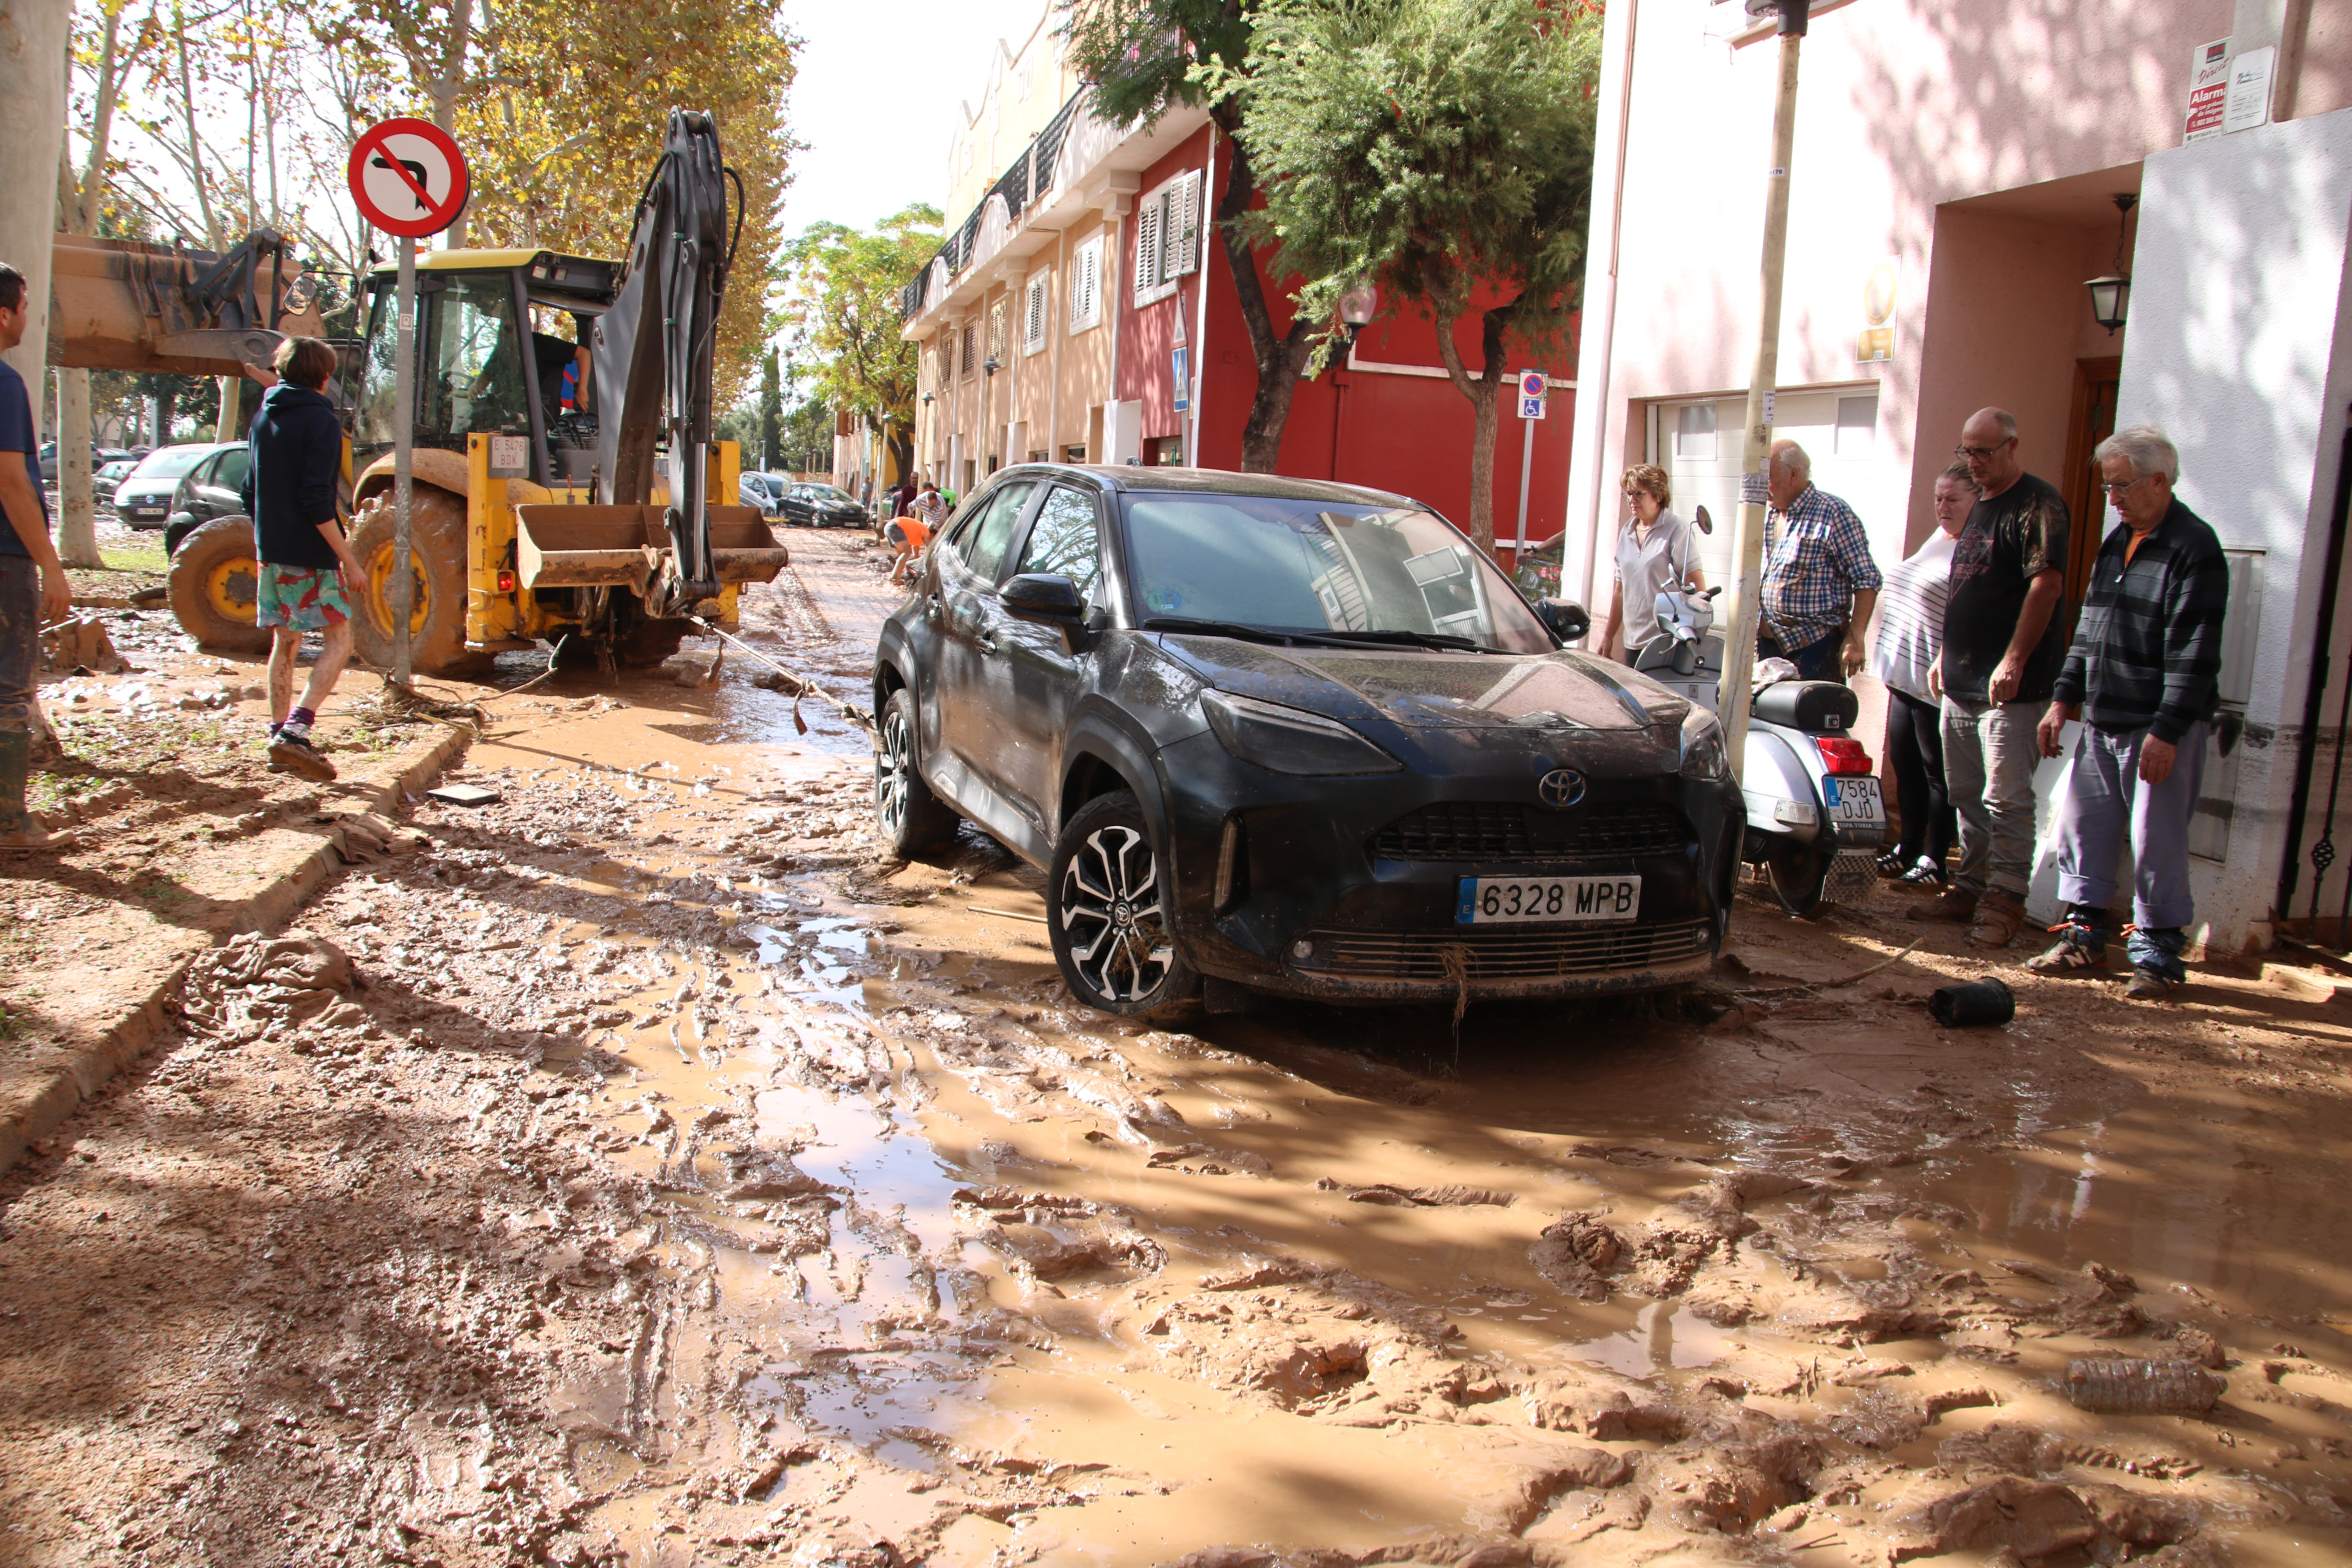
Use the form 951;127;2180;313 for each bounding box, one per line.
2028;424;2228;999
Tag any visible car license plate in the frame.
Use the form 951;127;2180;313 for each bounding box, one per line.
1456;874;1641;925
1824;775;1885;824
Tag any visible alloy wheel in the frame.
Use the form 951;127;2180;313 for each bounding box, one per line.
875;705;914;836
1058;824;1174;1003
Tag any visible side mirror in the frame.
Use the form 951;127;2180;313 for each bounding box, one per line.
1537;597;1590;643
1001;572;1087;625
1692;504;1713;536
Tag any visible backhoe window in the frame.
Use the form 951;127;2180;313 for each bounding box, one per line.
423;276;528;440
353;273;532;456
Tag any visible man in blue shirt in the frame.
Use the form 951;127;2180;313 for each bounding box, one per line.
239;337;369;781
0;264;74;851
1760;439;1881;682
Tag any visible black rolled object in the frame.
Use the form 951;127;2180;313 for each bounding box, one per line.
1929;975;2015;1027
1751;679;1860;734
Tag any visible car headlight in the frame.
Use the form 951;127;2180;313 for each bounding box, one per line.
1680;706;1731;781
1203;690;1402;776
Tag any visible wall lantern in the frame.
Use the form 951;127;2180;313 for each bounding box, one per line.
921;392;935;406
2083;193;2137;336
981;356;1000;377
1337;282;1379;353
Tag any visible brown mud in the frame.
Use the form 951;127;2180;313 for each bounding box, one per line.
1;524;2349;1566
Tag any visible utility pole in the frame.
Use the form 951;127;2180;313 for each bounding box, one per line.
1716;0;1809;766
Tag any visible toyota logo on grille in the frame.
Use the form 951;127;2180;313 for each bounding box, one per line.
1537;769;1586;808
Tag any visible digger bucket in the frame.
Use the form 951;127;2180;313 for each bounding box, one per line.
513;504;790;594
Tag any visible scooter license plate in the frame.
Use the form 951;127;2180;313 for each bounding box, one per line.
1456;875;1641;925
1825;775;1885;824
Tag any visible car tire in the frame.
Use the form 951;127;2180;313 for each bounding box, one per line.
349;484;483;676
872;688;960;856
1048;790;1199;1016
1764;840;1831;919
166;515;270;654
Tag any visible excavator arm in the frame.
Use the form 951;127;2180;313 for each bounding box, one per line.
591;108;739;617
48;228;327;378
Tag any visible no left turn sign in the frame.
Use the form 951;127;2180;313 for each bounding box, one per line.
347;117;470;239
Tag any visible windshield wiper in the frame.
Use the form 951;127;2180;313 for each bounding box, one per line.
1141;616;1362;649
1312;628;1496;653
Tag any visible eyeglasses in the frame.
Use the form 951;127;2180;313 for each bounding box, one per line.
2101;475;2154;498
1953;438;2016;460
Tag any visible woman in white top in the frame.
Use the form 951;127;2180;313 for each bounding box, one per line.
1600;464;1702;663
1871;461;1976;885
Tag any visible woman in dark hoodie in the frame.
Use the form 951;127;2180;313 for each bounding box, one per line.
239;337;369;781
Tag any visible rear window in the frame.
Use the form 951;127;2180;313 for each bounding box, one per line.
127;445;216;483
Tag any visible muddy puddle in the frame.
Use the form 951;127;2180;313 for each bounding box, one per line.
6;538;2348;1567
391;628;2352;1566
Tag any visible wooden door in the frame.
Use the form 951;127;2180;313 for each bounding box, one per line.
2059;356;2122;610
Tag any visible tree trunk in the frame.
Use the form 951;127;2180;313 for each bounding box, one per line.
215;375;244;443
1429;302;1516;556
431;0;474;248
1210;103;1317;474
57;371;101;569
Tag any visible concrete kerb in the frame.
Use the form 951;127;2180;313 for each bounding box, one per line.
0;720;473;1178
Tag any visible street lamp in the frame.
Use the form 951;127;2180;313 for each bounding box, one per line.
2083;193;2137;336
1337;282;1379;349
981;356;1000;377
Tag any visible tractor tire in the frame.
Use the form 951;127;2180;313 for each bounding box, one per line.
349;484;482;677
166;515;270;654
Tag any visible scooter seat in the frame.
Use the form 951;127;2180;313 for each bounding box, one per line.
1751;679;1859;733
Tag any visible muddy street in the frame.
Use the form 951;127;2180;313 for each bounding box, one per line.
3;524;2350;1567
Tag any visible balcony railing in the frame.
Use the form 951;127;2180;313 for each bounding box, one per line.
899;89;1088;322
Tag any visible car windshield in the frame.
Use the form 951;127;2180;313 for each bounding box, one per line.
1120;493;1554;654
126;445;217;483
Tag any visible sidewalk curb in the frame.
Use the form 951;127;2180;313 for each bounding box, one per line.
0;721;473;1179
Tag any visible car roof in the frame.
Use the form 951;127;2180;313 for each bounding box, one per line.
984;461;1417;509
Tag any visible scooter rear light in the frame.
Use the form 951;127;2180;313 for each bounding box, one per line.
1815;736;1874;775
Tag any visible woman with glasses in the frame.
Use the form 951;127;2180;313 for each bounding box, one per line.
1872;461;1974;885
1599;464;1703;663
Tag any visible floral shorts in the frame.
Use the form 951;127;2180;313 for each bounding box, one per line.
255;564;351;631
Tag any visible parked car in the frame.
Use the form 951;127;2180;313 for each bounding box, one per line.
870;464;1743;1017
95;458;137;488
37;442;133;483
739;471;788;515
777;481;868;529
162;443;254;556
114;443;230;531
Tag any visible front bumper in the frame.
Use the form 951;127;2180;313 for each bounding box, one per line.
1154;729;1743;1003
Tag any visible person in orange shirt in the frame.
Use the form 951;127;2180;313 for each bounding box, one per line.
884;513;930;584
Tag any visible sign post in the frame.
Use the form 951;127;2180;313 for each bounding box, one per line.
346;117;470;687
1514;369;1547;563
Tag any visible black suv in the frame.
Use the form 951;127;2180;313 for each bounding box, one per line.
871;465;1744;1016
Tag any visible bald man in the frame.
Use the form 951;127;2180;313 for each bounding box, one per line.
1909;406;2069;949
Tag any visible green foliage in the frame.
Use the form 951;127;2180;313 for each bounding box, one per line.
1240;0;1602;362
1059;0;1260;128
759;349;783;474
1235;0;1602;540
782;205;941;479
781;395;832;476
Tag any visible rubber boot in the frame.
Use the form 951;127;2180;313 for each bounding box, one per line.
0;727;50;851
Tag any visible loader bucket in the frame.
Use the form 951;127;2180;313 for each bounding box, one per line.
514;504;788;592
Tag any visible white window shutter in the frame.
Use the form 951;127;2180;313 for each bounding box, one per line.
1024;275;1047;352
1070;240;1099;330
1134;200;1163;295
1172;171;1202;277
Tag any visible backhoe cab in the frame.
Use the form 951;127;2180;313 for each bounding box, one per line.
330;110;784;675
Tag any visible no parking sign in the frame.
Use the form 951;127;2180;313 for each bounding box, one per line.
1517;369;1548;421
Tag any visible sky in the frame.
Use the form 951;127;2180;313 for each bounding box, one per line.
776;0;1051;241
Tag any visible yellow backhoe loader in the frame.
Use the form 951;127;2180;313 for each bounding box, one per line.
56;111;785;674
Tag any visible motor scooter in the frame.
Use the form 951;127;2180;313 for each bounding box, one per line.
1635;585;1886;916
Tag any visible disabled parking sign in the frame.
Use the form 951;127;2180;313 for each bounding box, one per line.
1517;369;1548;420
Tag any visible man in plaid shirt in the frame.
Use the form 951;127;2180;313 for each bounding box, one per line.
1761;440;1881;682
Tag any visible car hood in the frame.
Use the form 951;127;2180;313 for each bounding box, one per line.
1153;634;1686;734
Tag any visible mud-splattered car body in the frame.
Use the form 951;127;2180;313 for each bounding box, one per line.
873;465;1743;1009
